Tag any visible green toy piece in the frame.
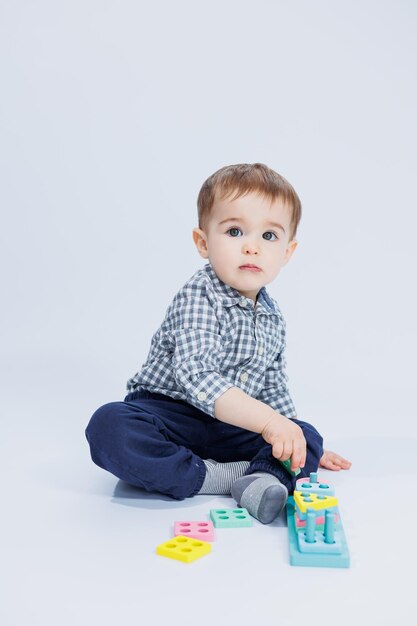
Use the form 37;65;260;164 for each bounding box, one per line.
279;458;301;477
210;508;253;528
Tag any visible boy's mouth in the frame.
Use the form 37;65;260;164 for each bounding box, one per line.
239;264;261;272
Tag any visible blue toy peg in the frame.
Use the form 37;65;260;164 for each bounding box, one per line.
310;472;318;484
305;509;316;543
324;509;335;544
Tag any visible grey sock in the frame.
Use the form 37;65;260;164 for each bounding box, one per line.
231;472;288;524
198;460;250;495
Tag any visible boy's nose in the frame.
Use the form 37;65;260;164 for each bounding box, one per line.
242;240;260;254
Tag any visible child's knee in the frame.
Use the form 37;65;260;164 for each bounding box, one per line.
85;401;125;449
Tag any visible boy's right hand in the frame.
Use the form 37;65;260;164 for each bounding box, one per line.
261;413;306;472
214;388;306;471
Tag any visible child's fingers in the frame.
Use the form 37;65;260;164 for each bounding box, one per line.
337;454;352;466
319;453;338;470
280;440;293;462
322;458;341;470
339;458;352;469
330;454;352;469
272;440;284;460
320;456;352;471
321;450;352;470
291;439;306;470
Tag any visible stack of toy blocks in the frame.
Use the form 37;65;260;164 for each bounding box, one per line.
286;472;350;568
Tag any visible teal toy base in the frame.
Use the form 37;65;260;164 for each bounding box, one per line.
286;497;350;568
210;508;253;528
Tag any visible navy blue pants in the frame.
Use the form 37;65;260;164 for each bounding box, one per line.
85;390;324;500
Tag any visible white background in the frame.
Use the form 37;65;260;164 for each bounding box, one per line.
1;2;416;625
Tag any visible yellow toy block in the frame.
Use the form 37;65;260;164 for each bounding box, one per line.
294;490;338;514
156;536;211;563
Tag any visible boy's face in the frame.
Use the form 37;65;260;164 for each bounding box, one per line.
193;190;298;302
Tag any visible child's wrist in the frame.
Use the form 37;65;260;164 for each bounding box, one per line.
261;411;285;441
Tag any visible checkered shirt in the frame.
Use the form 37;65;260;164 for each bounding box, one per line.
126;262;297;419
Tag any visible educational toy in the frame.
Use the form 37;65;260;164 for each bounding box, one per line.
156;535;211;563
295;476;336;496
295;510;339;530
174;521;215;541
286;471;350;568
210;508;253;528
293;490;338;514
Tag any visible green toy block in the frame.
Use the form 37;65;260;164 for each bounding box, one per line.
279;458;301;477
210;508;253;528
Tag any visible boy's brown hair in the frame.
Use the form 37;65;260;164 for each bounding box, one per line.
197;163;302;240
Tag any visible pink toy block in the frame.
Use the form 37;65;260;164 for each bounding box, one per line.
295;511;339;528
174;521;215;542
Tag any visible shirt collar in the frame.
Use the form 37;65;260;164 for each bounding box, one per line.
203;262;281;317
256;286;280;315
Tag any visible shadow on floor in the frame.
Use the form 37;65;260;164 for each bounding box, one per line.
111;480;288;526
111;480;225;510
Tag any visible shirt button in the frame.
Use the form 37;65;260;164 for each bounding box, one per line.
258;347;264;356
240;372;248;383
239;298;247;308
197;392;207;401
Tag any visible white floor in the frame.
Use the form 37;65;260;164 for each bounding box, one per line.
3;382;417;626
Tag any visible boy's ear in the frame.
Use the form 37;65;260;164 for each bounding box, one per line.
283;239;298;265
192;228;209;259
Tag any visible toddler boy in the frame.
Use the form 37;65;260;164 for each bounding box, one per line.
86;163;350;524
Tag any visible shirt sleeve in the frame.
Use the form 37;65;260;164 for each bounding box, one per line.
167;286;234;417
256;348;297;419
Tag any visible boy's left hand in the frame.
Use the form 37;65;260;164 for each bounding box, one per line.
319;449;352;471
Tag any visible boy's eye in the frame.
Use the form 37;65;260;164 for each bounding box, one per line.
227;227;242;237
263;231;278;241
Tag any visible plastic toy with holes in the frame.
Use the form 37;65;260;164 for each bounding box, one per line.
293;490;338;516
174;520;215;541
156;535;211;563
286;471;350;568
210;508;253;528
295;471;335;496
